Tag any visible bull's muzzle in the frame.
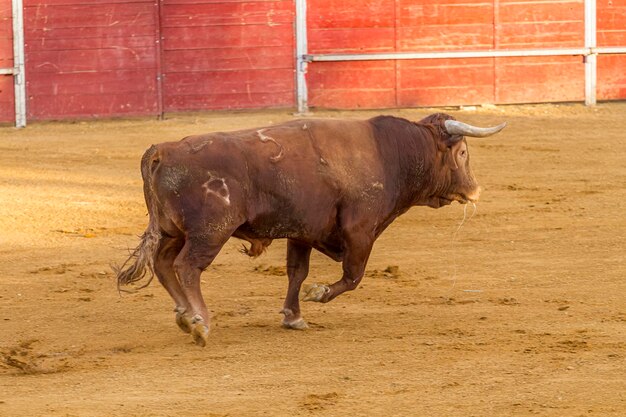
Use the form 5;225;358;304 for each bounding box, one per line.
465;186;482;203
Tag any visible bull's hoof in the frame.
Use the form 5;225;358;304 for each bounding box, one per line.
191;322;210;347
302;284;330;302
175;311;193;334
282;317;309;330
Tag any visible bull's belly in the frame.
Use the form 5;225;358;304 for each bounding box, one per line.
234;218;344;262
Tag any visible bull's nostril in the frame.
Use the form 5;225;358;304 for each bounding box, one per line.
468;187;482;202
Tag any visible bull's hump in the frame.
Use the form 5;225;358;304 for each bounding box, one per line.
307;120;383;191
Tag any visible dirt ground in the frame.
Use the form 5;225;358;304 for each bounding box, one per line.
0;103;624;417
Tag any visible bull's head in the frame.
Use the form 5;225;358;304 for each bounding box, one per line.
420;113;506;208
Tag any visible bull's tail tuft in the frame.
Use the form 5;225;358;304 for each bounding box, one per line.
114;145;162;292
114;227;161;292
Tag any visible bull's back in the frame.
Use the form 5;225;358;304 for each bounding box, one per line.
148;119;385;240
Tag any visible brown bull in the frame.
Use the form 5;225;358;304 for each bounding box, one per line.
115;113;506;346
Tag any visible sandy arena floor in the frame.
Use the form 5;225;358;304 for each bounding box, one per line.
0;103;625;416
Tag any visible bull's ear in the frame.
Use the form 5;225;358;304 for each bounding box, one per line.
436;133;463;151
444;134;463;148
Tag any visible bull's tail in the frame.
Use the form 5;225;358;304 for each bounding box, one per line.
114;145;162;292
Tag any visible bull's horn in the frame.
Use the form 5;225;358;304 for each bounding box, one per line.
444;120;507;138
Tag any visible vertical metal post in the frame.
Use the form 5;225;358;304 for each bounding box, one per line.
12;0;26;127
295;0;308;114
154;0;165;119
584;0;597;106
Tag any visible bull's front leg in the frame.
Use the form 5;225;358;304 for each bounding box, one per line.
303;227;373;303
281;239;312;329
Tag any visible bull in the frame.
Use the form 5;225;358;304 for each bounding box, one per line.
115;113;506;346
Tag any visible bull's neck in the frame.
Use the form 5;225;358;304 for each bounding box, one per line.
395;133;443;209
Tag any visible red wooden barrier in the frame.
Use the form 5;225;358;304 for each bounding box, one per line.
161;0;295;112
22;0;159;120
307;0;587;108
0;0;624;123
0;1;14;122
597;0;626;100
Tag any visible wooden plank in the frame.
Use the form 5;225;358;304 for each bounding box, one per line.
162;1;293;27
597;30;626;48
498;1;583;23
23;0;155;7
396;0;495;52
495;56;584;103
164;68;293;95
407;0;491;4
26;70;157;95
27;25;156;43
26;48;157;72
497;0;581;4
0;0;13;123
306;59;395;108
165;0;295;4
164;91;294;111
597;0;626;47
398;85;495;107
23;3;156;29
397;1;493;26
0;76;14;123
398;58;494;106
25;34;156;52
308;28;395;53
308;88;396;109
307;0;394;29
0;37;13;63
496;0;584;50
164;46;293;72
24;0;155;5
0;4;11;18
161;0;295;110
23;0;160;119
497;21;584;48
162;23;292;49
307;61;395;90
398;58;494;89
27;91;159;120
397;24;493;50
597;54;626;100
496;56;583;85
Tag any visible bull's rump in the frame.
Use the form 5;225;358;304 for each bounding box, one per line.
148;119;386;242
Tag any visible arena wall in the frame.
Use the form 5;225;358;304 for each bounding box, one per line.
0;0;625;123
597;0;626;99
0;1;14;122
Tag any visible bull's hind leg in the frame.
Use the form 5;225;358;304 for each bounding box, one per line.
153;236;194;333
173;234;231;347
281;240;312;329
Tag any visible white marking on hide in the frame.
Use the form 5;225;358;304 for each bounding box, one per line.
202;172;231;206
257;129;285;162
188;138;213;153
372;182;384;190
